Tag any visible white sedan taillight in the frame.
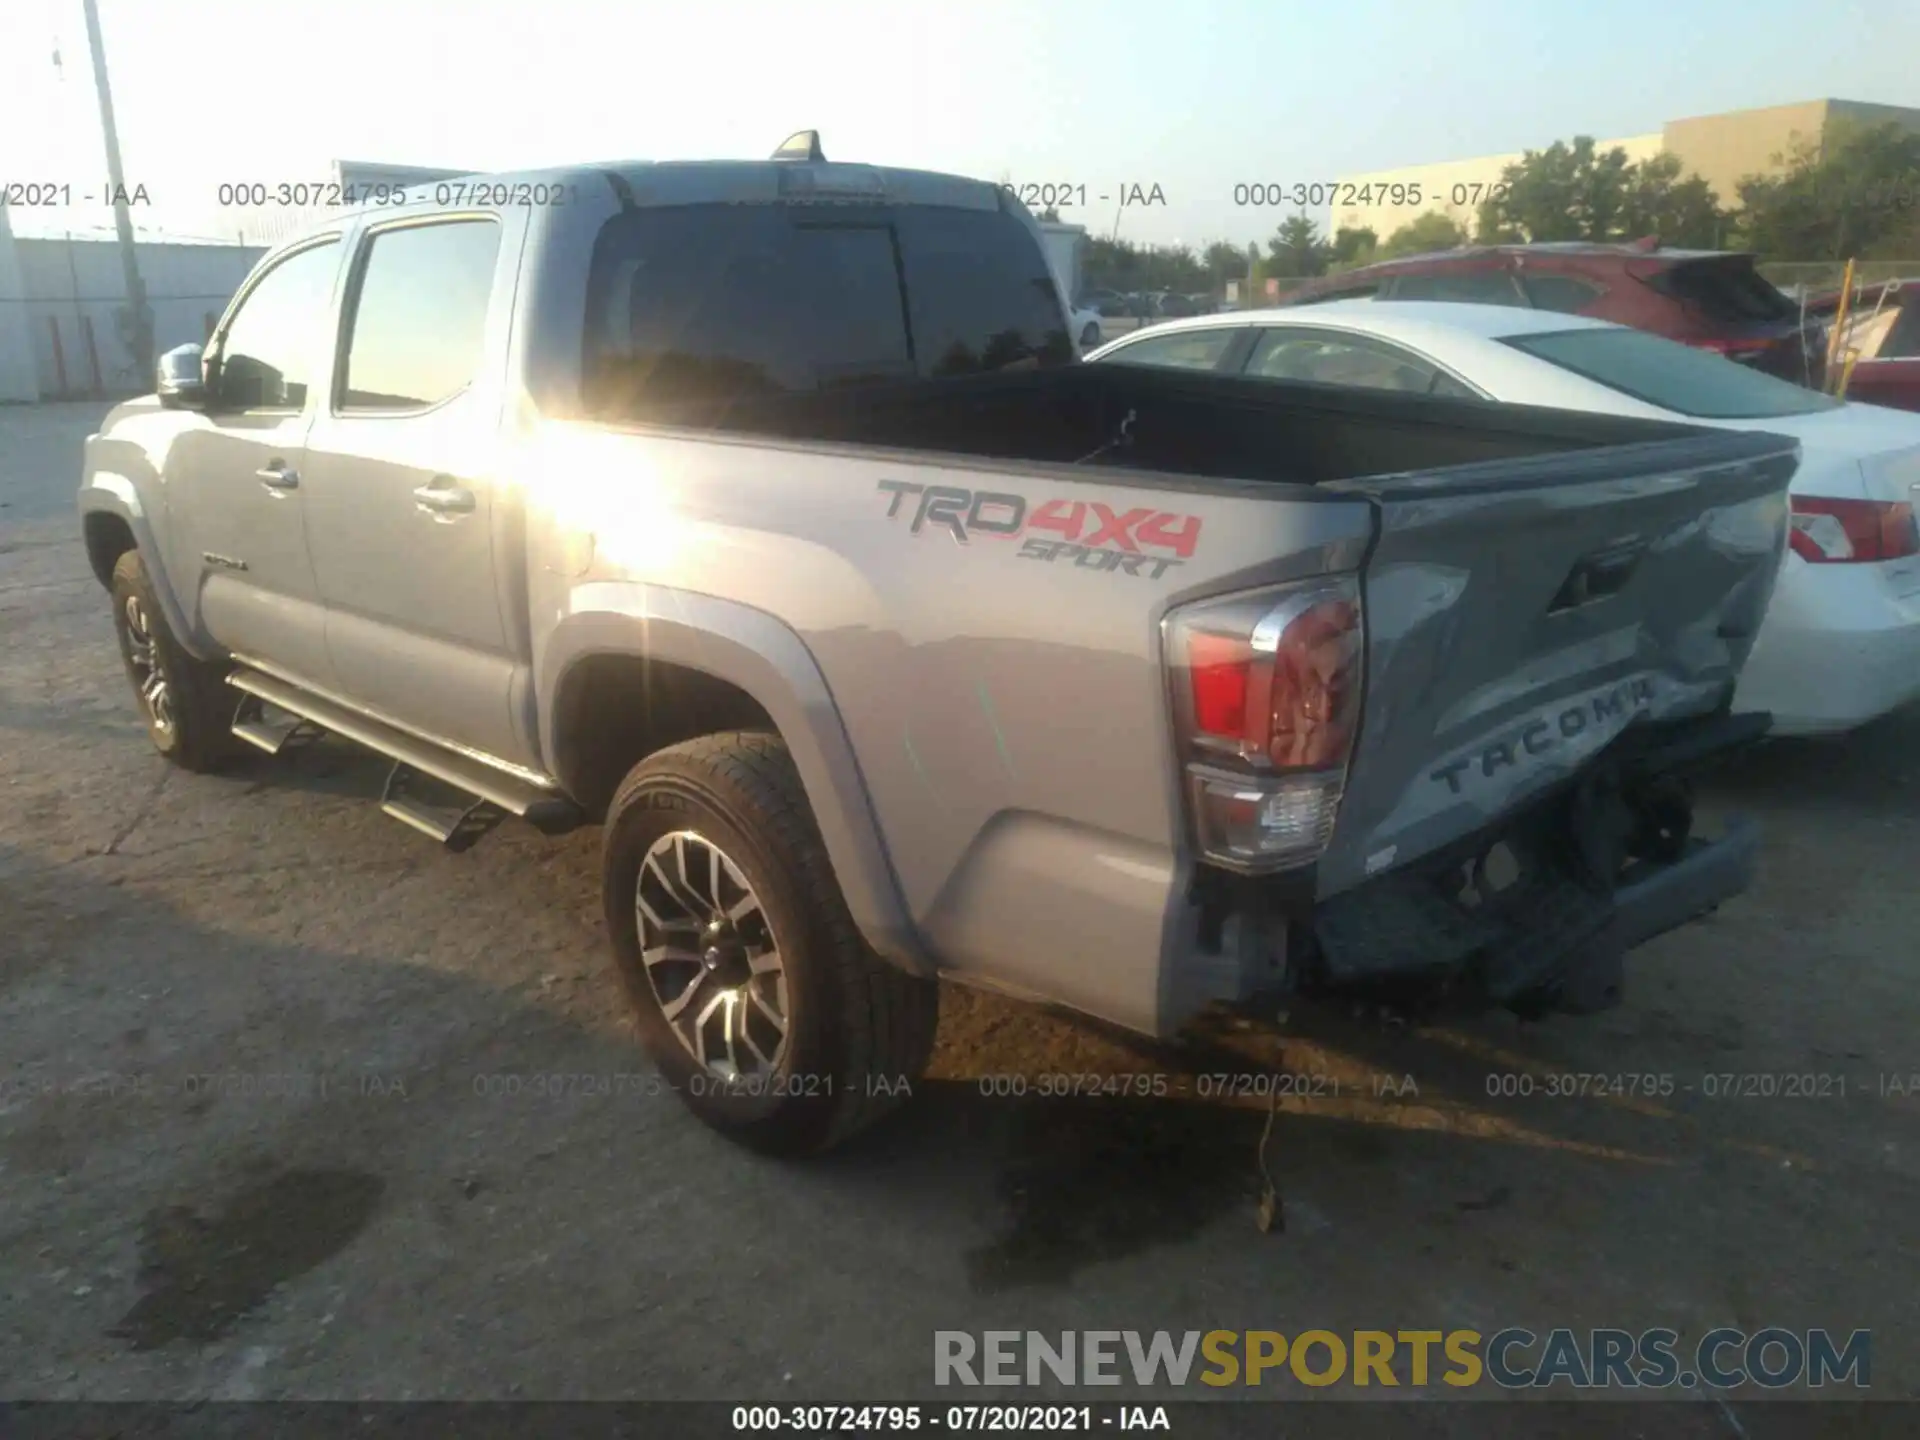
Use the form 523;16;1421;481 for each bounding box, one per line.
1163;576;1363;873
1788;496;1920;563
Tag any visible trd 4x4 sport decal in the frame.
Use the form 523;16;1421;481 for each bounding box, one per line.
875;480;1201;581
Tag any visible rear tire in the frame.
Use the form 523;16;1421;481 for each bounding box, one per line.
109;549;239;773
602;731;938;1155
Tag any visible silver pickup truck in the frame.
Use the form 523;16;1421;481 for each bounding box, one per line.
78;137;1798;1154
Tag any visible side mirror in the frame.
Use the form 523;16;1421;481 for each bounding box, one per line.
157;343;209;410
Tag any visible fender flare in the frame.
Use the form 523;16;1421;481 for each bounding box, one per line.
78;477;214;661
540;584;935;977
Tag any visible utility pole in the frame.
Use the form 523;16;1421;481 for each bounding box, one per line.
81;0;152;381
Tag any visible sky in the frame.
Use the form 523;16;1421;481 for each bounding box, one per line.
3;0;1916;253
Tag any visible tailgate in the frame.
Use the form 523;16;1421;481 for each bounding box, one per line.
1314;430;1798;900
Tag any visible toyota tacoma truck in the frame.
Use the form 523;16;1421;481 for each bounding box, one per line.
77;134;1798;1154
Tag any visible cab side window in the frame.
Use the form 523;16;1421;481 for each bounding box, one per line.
338;219;503;411
216;239;341;411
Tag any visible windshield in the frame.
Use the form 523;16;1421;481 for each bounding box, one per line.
1502;326;1841;418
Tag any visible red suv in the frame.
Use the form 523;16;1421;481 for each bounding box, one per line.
1281;240;1828;389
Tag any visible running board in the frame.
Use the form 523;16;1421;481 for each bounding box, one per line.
225;667;584;838
230;692;324;756
381;763;503;852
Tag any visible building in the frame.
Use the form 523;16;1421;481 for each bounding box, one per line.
1333;98;1920;248
0;160;473;401
0;205;41;402
1;231;262;401
1038;221;1089;302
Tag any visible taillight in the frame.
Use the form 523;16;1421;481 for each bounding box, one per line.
1164;577;1363;872
1788;496;1920;563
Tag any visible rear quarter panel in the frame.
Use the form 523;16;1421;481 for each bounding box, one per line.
514;416;1372;1035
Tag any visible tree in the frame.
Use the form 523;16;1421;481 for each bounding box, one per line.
1474;135;1728;247
1203;240;1250;282
1330;226;1377;269
1378;211;1470;259
1266;214;1329;278
1736;120;1920;261
1081;236;1212;295
1617;153;1727;248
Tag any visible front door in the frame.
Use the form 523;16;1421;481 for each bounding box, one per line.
299;212;534;767
171;235;344;688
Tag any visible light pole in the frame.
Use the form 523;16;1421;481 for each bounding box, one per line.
81;0;152;382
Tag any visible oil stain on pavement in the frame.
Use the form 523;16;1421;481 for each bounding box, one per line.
111;1168;384;1350
962;1097;1257;1292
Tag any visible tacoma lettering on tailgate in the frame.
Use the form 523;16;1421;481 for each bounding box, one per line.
1428;676;1658;795
875;480;1201;580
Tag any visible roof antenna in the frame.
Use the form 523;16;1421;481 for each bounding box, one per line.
772;130;825;162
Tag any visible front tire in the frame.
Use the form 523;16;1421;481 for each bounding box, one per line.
109;549;239;773
602;731;938;1155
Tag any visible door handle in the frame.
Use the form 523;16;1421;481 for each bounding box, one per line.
255;464;299;491
412;479;477;517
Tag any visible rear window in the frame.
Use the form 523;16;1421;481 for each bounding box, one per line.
582;203;1072;416
1645;258;1797;325
1503;327;1840;418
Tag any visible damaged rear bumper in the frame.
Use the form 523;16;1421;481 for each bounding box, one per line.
1177;712;1766;1023
1600;815;1757;954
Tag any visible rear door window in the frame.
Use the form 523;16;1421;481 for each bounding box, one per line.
1388;269;1525;305
583;203;1070;415
1521;274;1605;313
1293;280;1381;304
339;219;501;411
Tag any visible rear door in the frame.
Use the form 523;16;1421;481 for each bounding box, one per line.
1313;430;1799;898
299;209;535;767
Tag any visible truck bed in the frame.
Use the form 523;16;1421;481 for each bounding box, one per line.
593;362;1708;486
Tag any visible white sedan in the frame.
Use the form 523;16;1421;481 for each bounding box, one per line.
1086;302;1920;735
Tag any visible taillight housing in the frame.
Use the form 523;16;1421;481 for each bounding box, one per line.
1788;496;1920;563
1164;576;1364;873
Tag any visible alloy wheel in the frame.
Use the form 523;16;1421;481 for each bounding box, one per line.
635;830;789;1081
123;594;174;736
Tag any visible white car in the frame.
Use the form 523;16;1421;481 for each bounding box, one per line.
1087;302;1920;735
1071;306;1103;352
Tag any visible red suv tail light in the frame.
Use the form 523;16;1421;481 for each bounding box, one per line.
1788;496;1920;563
1164;577;1363;872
